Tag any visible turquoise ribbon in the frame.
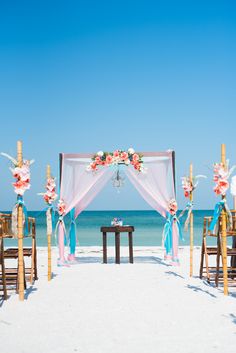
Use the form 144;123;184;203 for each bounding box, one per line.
17;195;29;236
209;200;225;232
163;213;183;255
69;208;77;255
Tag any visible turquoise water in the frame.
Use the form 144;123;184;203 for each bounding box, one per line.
2;210;215;247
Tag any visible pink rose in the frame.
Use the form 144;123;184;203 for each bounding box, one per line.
106;155;113;164
95;156;102;164
132;153;139;162
113;150;120;157
120;152;128;160
184;191;189;198
91;162;97;170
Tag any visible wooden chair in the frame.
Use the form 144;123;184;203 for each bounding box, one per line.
0;213;38;291
0;224;7;300
215;212;236;287
200;211;236;287
199;216;219;283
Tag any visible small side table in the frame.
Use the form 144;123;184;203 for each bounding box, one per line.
101;226;134;264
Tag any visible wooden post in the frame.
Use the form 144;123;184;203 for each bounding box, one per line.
221;144;228;295
189;163;194;277
17;140;24;301
46;165;52;281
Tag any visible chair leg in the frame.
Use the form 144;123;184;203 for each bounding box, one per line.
34;240;38;280
1;240;7;300
199;240;205;279
204;241;210;283
30;245;35;284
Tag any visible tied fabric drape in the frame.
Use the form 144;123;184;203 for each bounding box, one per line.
58;155;114;261
125;155;180;262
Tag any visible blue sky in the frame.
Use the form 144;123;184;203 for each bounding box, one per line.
0;0;235;210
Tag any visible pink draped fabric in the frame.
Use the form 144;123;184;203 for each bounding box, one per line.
58;154;114;261
125;155;175;217
125;154;179;262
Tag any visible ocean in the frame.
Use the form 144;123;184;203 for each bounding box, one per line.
2;210;215;248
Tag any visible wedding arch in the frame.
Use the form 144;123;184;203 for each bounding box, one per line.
57;150;181;264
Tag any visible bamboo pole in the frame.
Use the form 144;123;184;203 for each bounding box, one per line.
17;140;25;301
189;163;194;277
46;165;52;281
221;144;228;295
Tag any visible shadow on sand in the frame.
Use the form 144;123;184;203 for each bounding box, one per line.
72;255;172;266
25;285;37;300
187;284;217;298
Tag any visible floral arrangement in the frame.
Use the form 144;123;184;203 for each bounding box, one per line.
181;175;206;198
168;199;178;216
39;177;58;205
86;148;145;173
1;152;34;196
57;199;66;216
111;217;123;226
213;161;235;196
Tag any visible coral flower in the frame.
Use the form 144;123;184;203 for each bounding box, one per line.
134;163;141;171
132;153;139;162
113;150;120;157
106;155;113;164
91;162;97;170
169;199;178;215
120;152;128;160
95;156;101;164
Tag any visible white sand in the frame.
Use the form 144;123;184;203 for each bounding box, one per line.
1;246;236;353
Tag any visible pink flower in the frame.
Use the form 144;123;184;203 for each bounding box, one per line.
91;162;98;171
113;150;120;158
168;199;178;215
120;152;128;160
132;153;139;162
218;179;229;189
184;191;189;198
134;162;141;171
106;155;113;164
57;200;66;215
95;156;102;164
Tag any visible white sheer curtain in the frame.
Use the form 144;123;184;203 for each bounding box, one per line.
58;154;114;262
125;156;175;217
60;156;114;217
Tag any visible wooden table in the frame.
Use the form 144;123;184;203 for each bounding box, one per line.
101;226;134;264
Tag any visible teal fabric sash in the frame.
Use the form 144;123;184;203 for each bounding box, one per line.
69;208;77;254
163;213;183;255
209;200;225;232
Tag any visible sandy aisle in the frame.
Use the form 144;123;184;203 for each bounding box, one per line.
1;246;236;353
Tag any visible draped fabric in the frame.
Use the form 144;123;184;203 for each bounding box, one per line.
58;154;114;260
125;154;180;262
125;155;175;218
58;151;179;263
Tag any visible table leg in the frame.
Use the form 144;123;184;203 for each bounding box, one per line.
129;232;134;263
115;233;120;264
103;232;107;264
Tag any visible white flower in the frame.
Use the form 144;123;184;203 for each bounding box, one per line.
124;159;130;165
128;148;135;155
97;151;104;157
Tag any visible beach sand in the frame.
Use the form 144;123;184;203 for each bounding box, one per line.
1;246;236;353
